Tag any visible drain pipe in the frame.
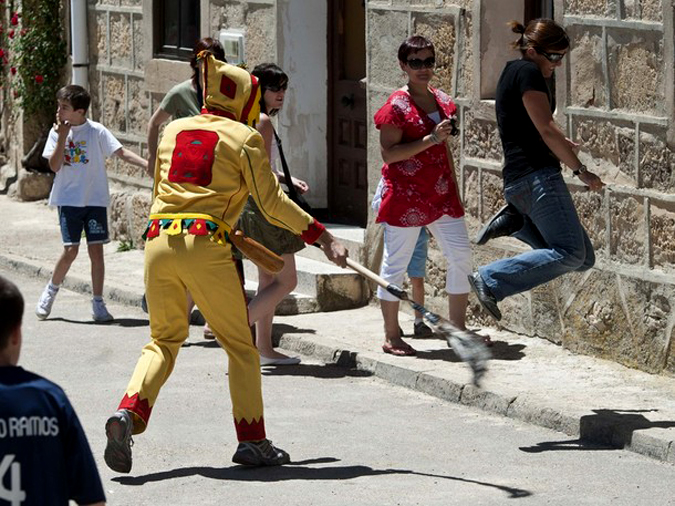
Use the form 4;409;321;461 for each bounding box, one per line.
70;0;89;88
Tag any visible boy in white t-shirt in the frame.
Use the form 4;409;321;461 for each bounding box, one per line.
37;85;147;322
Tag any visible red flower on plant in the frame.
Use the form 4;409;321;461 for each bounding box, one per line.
35;75;44;84
11;13;19;26
10;67;16;75
0;49;4;58
8;30;15;39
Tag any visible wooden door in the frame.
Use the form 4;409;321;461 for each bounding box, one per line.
328;0;367;226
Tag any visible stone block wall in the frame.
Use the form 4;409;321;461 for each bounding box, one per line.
89;0;151;248
87;0;277;248
364;0;675;375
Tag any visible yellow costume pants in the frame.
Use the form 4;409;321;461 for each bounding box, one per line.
118;232;265;441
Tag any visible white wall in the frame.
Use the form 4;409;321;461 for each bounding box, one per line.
277;0;328;207
479;0;525;99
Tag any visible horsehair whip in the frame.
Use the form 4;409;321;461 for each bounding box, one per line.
344;257;491;386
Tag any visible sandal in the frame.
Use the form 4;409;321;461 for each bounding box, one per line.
203;323;216;340
382;342;416;356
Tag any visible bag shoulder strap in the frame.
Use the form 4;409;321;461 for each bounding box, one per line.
272;127;297;200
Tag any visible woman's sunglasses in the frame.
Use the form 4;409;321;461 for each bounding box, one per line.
266;83;288;92
406;57;435;70
535;48;566;63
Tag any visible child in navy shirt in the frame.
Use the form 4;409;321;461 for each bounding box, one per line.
0;274;106;505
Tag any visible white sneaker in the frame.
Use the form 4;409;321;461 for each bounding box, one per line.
92;298;114;322
36;284;59;320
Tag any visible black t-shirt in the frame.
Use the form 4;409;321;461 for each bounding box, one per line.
0;366;105;506
495;59;561;185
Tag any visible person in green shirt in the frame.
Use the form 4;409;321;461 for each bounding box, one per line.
146;37;226;176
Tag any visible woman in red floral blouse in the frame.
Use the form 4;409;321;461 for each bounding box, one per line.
374;35;471;356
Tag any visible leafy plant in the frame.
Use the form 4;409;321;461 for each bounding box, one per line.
2;0;67;127
117;239;135;253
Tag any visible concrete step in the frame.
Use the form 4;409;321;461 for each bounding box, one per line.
242;254;369;313
296;223;366;265
190;279;321;324
243;279;321;315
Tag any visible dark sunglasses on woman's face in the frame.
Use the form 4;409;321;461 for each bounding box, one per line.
266;83;288;92
535;48;566;63
406;57;435;70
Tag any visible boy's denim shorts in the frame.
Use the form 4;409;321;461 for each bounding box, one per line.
407;227;429;278
58;206;110;246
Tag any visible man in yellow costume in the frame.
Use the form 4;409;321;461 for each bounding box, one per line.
103;52;348;473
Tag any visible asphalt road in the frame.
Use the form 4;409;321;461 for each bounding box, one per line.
4;268;675;506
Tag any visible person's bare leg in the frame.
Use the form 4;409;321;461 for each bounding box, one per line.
186;291;195;321
410;277;425;319
52;245;80;286
87;243;105;296
447;293;468;331
248;254;298;359
451;292;492;344
381;299;413;350
253;269;276;357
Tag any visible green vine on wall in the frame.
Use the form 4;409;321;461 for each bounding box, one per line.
1;0;67;125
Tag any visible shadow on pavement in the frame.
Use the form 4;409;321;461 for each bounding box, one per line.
182;340;221;349
113;458;532;498
272;323;317;339
519;409;675;453
261;363;372;379
415;341;526;362
49;317;149;328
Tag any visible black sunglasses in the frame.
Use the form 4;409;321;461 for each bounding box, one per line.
535;48;566;63
266;83;288;92
406;57;435;70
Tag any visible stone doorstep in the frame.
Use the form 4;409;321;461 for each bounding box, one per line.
242;223;368;314
296;223;366;265
243;280;319;315
242;255;369;312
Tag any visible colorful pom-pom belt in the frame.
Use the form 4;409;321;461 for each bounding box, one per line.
142;213;231;246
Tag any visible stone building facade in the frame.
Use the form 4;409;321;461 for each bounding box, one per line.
3;0;673;374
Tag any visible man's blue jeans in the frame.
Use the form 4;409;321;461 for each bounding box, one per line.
478;167;595;301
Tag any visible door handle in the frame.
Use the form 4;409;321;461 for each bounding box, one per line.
341;93;355;109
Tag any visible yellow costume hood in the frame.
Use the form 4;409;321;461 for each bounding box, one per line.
199;51;261;127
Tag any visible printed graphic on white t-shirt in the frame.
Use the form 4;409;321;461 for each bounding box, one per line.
64;140;89;165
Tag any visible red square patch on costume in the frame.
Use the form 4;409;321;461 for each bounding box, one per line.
220;75;237;99
169;130;219;186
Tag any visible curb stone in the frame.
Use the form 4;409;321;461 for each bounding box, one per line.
0;253;144;309
277;333;674;465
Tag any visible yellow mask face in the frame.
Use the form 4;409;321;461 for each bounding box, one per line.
198;51;261;127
